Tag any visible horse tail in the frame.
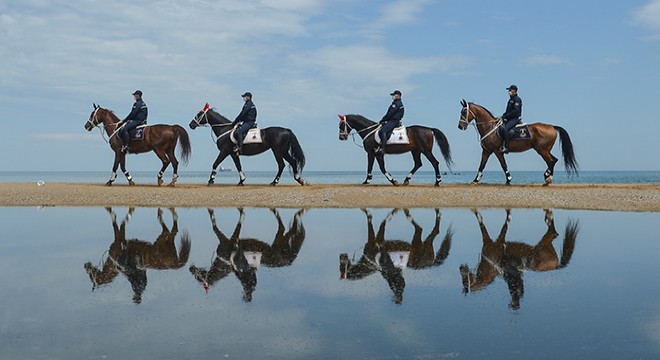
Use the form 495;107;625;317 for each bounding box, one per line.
554;126;578;175
288;131;306;173
173;125;192;166
558;220;579;269
432;128;453;170
178;230;192;267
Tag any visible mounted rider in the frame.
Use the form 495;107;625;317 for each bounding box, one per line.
375;90;405;155
499;85;522;153
119;90;148;153
232;92;257;154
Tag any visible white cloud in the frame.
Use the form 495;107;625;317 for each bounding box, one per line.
522;54;570;66
632;0;660;29
33;133;97;141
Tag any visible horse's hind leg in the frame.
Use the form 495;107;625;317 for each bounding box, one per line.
537;149;558;186
282;152;305;186
422;150;442;186
403;151;424;186
154;149;171;186
270;152;286;186
167;147;179;187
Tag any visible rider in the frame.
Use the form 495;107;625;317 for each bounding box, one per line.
499;84;522;153
119;90;148;153
375;90;405;155
232;92;257;153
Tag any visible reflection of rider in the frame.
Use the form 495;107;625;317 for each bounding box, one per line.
232;92;257;154
498;85;522;153
375;90;404;155
119;90;148;153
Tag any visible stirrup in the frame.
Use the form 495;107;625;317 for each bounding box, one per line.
121;145;130;153
500;145;509;153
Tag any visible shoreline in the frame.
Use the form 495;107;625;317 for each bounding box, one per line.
1;182;659;211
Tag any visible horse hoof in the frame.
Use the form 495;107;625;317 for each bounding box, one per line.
105;181;113;186
129;181;136;186
391;180;399;186
207;181;214;186
505;181;511;186
157;178;164;186
167;182;176;187
402;179;410;186
237;182;244;186
434;182;440;187
297;178;306;186
362;181;370;185
270;182;278;186
469;181;478;186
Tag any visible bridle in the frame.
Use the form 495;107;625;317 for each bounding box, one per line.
87;107;122;143
460;103;502;145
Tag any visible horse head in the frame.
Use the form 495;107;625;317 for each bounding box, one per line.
338;114;350;140
189;103;211;129
458;99;475;130
84;104;102;131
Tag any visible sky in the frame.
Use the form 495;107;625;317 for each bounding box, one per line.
1;0;659;174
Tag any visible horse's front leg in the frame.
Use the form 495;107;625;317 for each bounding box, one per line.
117;152;135;186
376;154;398;186
494;152;512;185
106;152;122;186
471;150;491;185
363;152;375;185
208;151;230;186
230;153;247;186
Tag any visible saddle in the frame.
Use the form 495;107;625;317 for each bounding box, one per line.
374;124;409;145
500;122;532;141
230;126;262;144
129;125;148;140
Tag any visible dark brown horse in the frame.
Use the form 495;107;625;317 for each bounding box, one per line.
458;100;578;185
459;209;578;309
189;208;305;302
85;104;191;186
189;105;306;186
339;208;453;304
83;207;191;303
338;114;452;186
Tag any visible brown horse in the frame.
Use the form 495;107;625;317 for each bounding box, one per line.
338;114;452;186
85;104;191;186
458;100;578;185
83;207;191;303
459;209;578;309
339;208;453;304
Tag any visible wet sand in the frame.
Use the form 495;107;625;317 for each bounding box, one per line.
1;182;659;211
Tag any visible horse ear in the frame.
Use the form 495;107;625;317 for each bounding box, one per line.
93;103;98;109
460;99;467;107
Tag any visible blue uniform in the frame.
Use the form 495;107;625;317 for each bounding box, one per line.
233;99;257;151
378;98;404;145
120;99;148;147
499;94;522;148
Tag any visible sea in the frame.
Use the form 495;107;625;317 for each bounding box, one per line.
1;170;659;185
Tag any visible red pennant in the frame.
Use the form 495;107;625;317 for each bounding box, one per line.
338;114;346;121
202;102;210;112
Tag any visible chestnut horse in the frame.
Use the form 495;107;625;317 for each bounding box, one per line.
189;105;306;186
458;100;578;185
85;104;191;186
338;114;452;186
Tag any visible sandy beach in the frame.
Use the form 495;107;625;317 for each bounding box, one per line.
1;182;659;211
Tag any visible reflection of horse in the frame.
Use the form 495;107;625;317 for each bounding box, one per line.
339;209;453;304
189;106;306;186
337;114;452;186
84;207;191;303
458;100;578;185
459;209;578;309
84;105;192;186
190;208;305;302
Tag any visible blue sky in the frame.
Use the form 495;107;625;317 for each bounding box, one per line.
1;0;659;174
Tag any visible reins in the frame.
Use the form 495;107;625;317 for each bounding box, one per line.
340;118;379;149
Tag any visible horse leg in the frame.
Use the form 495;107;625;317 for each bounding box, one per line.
363;153;375;185
494;152;512;185
421;148;442;186
106;152;121;186
536;149;559;186
270;152;286;186
282;151;305;186
376;154;398;186
166;148;179;187
471;150;491;185
154;149;170;186
230;153;247;186
119;153;135;186
403;151;423;186
208;152;230;185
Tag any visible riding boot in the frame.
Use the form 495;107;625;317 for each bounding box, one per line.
234;135;243;154
500;139;509;153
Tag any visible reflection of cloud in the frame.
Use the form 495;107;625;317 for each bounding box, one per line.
33;133;97;141
523;54;570;66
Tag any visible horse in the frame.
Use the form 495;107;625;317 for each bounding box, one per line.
458;100;578;185
83;207;191;303
339;208;453;304
337;114;452;186
84;104;191;186
459;209;578;309
189;208;305;302
189;104;306;186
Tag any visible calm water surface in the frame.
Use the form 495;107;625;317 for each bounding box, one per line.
1;207;659;359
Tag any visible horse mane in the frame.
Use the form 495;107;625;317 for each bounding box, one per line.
100;107;121;121
470;102;496;119
208;108;231;123
348;114;376;124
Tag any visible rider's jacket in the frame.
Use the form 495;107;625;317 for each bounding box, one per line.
124;99;148;123
502;94;522;121
235;100;257;124
380;99;404;123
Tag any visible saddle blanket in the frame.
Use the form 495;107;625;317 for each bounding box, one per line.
129;125;147;140
231;127;262;144
503;123;532;141
374;125;409;145
375;251;410;269
242;251;263;267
